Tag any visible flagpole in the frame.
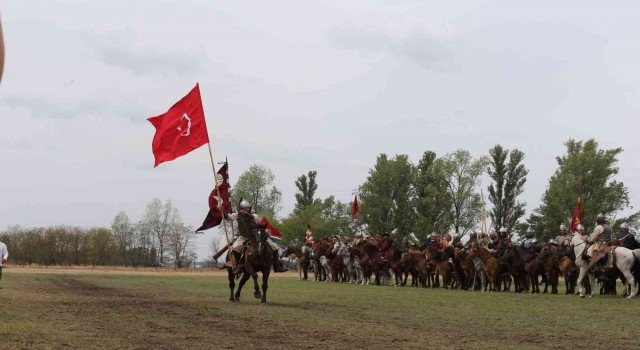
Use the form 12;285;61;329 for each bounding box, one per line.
198;84;236;267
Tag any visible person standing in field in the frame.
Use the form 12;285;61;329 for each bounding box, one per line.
0;235;8;288
0;13;4;83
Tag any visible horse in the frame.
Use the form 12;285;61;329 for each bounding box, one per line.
389;248;405;286
284;245;310;280
538;243;561;294
359;240;388;285
543;243;578;294
227;225;272;304
468;243;498;292
500;244;527;293
348;245;365;284
310;242;330;281
401;249;429;287
425;247;454;289
453;247;474;290
571;233;640;298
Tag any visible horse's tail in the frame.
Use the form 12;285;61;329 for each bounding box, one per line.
632;249;640;263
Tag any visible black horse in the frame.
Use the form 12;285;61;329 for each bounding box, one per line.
227;225;273;304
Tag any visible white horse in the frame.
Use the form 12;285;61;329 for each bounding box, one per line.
571;233;640;298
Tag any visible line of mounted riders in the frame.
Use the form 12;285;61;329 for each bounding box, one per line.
283;216;640;298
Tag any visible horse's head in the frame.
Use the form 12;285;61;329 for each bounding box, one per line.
539;243;556;259
467;243;479;259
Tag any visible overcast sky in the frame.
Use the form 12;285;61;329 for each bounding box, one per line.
2;1;640;259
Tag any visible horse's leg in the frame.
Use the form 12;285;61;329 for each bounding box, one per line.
576;263;586;297
588;271;596;298
252;272;262;299
261;270;270;303
235;273;251;301
228;269;236;302
617;258;637;298
551;270;559;294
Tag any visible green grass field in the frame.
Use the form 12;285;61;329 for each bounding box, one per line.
0;270;637;349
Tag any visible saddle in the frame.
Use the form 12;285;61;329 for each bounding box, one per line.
586;243;614;270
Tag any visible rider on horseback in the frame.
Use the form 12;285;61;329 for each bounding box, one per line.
520;227;537;250
379;233;394;262
614;223;630;245
227;200;288;275
586;213;613;268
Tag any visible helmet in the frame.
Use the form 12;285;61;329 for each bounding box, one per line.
596;213;606;225
526;227;534;238
577;224;584;232
620;223;628;230
239;200;252;211
559;224;567;231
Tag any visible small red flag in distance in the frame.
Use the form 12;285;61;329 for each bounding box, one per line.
148;84;209;167
352;195;360;219
570;196;582;232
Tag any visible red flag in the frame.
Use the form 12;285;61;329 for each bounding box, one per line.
570;195;582;232
196;163;232;232
148;84;209;167
260;217;282;243
352;195;360;219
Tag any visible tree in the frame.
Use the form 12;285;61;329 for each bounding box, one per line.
167;220;196;269
111;211;133;267
414;151;452;242
140;198;180;264
231;164;282;217
441;150;488;234
280;196;354;244
358;154;415;241
87;227;114;266
487;145;528;230
294;170;321;212
529;139;634;234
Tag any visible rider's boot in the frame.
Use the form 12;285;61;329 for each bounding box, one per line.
232;250;244;276
272;251;288;273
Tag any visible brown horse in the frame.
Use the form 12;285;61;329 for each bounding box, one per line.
389;248;405;286
227;226;272;303
468;243;499;291
317;242;345;282
284;245;310;280
425;247;454;289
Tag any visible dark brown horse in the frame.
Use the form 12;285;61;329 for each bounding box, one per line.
538;243;560;294
453;247;474;290
359;240;387;285
500;241;527;293
401;249;429;287
227;226;272;303
284;245;310;280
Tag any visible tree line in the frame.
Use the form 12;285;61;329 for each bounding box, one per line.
1;198;198;267
2;138;638;266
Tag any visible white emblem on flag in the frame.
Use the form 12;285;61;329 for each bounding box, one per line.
212;196;224;208
177;113;191;136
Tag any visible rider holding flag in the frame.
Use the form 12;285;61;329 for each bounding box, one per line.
226;200;288;275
